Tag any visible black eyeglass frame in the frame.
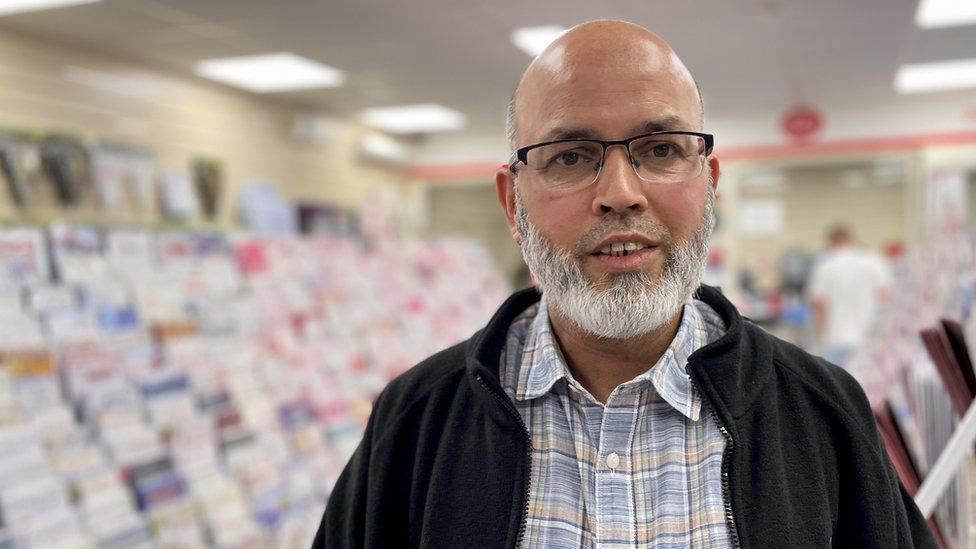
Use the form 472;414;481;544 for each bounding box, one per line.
508;131;715;172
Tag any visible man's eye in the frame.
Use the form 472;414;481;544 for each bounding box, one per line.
651;144;674;157
557;152;581;166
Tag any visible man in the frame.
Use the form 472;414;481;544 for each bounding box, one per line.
316;20;934;548
808;224;894;367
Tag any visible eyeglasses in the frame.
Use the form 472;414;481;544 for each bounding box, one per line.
509;131;714;192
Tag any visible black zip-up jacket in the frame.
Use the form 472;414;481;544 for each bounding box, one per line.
315;285;936;548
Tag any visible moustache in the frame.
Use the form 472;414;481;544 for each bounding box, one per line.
571;215;674;257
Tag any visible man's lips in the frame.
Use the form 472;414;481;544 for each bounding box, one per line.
589;232;660;256
589;247;658;270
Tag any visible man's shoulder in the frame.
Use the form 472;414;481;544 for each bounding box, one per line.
368;289;542;426
371;331;481;423
745;322;875;424
811;252;845;275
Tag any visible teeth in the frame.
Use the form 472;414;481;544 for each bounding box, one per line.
600;241;648;256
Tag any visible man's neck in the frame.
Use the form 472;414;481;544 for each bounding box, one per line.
546;304;685;404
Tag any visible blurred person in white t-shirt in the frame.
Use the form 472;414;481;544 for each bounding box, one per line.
807;225;894;367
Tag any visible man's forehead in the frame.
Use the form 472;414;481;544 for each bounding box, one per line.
517;76;701;144
534;114;692;143
513;24;701;145
519;40;683;99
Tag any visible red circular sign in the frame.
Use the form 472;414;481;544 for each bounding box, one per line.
781;106;823;139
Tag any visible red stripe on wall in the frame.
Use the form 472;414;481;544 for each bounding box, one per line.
717;130;976;161
407;130;976;181
407;162;503;181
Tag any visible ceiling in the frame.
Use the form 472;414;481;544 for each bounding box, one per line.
1;0;975;160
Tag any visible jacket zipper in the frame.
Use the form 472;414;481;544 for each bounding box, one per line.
689;373;742;548
475;373;532;549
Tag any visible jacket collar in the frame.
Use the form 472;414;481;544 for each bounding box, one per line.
467;285;771;422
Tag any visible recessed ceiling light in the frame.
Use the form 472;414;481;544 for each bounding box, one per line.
359;133;409;163
0;0;98;17
915;0;976;29
195;53;345;93
895;58;976;93
511;26;568;57
360;104;466;134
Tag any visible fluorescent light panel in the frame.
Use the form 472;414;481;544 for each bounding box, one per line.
511;25;567;56
195;53;344;93
360;104;466;134
360;133;408;162
915;0;976;29
0;0;99;16
895;58;976;93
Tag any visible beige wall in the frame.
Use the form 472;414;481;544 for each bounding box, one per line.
421;157;926;293
0;29;405;228
733;161;910;291
426;181;526;284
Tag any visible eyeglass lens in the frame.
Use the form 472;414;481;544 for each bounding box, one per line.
524;134;706;189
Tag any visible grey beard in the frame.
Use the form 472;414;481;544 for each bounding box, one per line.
514;184;715;340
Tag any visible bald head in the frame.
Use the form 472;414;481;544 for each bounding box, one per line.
507;20;703;150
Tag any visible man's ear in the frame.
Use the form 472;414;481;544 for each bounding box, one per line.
495;165;520;244
707;156;721;193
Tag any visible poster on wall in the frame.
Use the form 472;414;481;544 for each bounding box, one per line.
158;169;199;221
740;198;784;235
91;147;126;212
129;153;156;215
91;146;158;217
926;170;968;233
239;182;297;235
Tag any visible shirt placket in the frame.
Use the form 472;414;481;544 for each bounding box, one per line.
594;386;640;547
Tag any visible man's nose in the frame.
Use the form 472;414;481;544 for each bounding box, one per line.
592;145;649;215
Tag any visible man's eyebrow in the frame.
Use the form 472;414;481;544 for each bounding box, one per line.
632;115;688;134
535;116;693;144
538;126;598;142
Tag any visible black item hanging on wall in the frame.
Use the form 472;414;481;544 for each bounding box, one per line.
0;135;42;208
41;136;90;206
192;157;223;220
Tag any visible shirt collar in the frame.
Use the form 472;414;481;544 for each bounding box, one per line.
639;301;706;421
514;294;711;422
514;294;571;401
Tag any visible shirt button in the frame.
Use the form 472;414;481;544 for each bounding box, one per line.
606;452;620;470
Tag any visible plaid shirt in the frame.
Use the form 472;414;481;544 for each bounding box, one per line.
499;295;732;548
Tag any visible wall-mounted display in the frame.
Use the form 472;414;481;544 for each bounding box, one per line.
40;136;89;207
158;169;198;221
0;134;41;209
192;158;223;221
